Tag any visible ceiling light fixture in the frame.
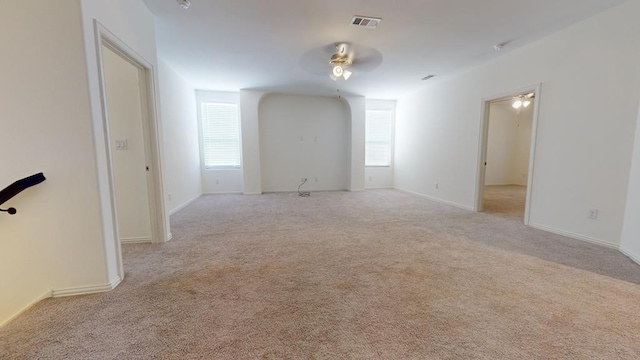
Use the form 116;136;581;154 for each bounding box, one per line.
512;93;535;109
177;0;191;9
512;98;523;109
333;65;344;77
329;43;353;81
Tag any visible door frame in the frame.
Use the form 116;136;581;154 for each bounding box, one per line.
94;21;168;279
474;83;542;225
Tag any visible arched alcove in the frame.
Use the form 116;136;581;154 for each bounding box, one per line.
258;93;350;192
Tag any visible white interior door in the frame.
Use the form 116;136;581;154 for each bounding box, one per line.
102;45;153;244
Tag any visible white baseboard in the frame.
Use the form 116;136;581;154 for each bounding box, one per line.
365;186;393;190
120;236;152;244
0;290;52;328
619;247;640;266
52;276;122;298
485;183;526;187
528;223;618;249
395;187;474;211
169;193;202;216
2;277;123;328
263;188;347;194
243;192;262;195
203;191;244;195
348;188;365;192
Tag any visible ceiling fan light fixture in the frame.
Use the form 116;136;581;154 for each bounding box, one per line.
523;99;532;108
343;69;352;80
512;98;523;109
177;0;191;9
332;65;344;77
330;73;338;81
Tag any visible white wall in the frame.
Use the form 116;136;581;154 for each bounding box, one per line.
103;46;152;241
620;100;640;262
343;96;367;191
395;0;640;247
485;103;532;186
196;91;244;194
240;90;267;195
513;106;533;186
365;99;396;189
259;94;350;192
366;167;394;189
158;59;202;213
0;1;107;326
80;0;167;281
239;92;366;194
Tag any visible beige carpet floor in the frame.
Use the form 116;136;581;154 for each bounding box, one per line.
483;185;527;219
2;189;640;359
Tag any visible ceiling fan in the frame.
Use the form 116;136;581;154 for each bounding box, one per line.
329;43;354;81
298;42;383;81
512;92;535;109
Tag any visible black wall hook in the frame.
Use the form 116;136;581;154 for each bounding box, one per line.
0;173;46;216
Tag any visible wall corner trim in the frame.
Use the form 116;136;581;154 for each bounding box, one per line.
395;188;474;211
52;276;122;298
528;223;618;249
619;247;640;266
0;290;52;328
120;237;153;244
169;194;202;216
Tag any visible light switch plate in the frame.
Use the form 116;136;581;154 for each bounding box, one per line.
115;139;128;150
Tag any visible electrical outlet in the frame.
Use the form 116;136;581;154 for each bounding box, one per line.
314;177;318;182
588;209;599;220
215;179;219;185
168;193;172;201
300;177;305;183
435;182;439;189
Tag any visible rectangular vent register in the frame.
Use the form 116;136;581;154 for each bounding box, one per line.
351;16;382;28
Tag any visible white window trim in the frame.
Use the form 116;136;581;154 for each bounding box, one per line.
365;100;396;168
196;91;243;171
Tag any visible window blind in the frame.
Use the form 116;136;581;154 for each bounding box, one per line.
365;109;392;166
201;102;240;169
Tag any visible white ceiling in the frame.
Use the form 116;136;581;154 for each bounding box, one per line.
143;0;628;99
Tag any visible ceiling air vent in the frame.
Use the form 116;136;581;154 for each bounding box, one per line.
351;16;382;29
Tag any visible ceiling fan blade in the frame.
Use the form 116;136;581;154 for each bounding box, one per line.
298;44;336;76
351;55;383;73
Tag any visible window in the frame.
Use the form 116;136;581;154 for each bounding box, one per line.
365;109;392;166
200;102;241;169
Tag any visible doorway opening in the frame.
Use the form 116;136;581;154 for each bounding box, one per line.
95;21;167;280
475;85;541;225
